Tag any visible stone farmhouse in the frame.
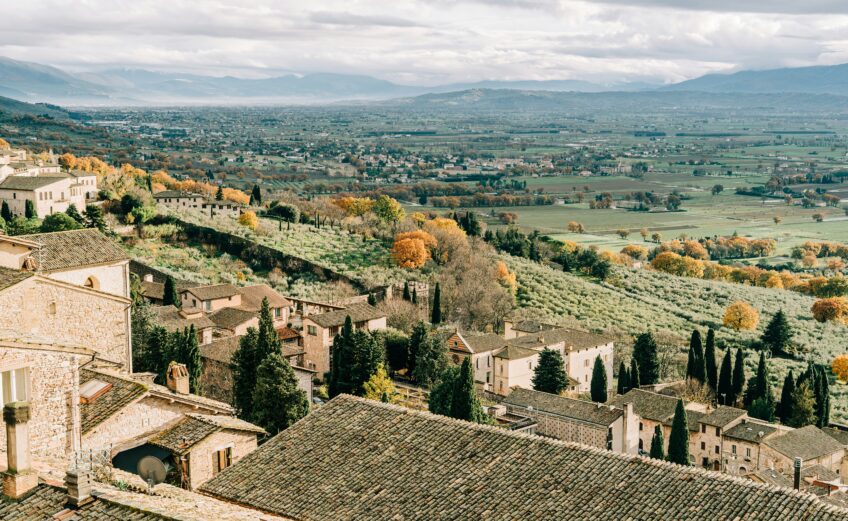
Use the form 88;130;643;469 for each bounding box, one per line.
446;319;614;396
301;302;387;376
199;395;848;520
154;190;241;218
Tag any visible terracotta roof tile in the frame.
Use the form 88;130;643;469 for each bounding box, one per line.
306;303;384;328
764;425;845;461
19;228;129;272
80;369;147;434
0;484;174;520
505;388;623;426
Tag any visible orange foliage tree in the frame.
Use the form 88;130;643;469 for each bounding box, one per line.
333;196;374;217
238;211;259;231
391;238;429;269
494;260;517;293
723;301;759;331
620;245;649;260
0;138;10;149
832;354;848;383
812;297;848;324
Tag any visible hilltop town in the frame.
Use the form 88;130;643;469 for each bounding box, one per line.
0;128;847;520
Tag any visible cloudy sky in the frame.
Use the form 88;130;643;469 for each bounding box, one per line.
3;0;848;85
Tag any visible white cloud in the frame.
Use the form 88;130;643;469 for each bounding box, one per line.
0;0;846;84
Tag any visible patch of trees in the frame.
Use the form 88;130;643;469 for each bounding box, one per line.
429;193;554;208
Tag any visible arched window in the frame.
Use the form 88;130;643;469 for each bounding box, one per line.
84;276;100;290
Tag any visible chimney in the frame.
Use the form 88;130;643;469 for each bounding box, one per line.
794;457;802;490
2;402;38;499
166;362;190;395
64;469;92;507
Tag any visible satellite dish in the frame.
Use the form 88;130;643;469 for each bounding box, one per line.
137;455;167;490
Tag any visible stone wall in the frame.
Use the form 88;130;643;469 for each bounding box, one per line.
200;358;235;405
187;430;257;490
0;346;81;460
0;277;131;370
47;261;130;299
505;404;608;449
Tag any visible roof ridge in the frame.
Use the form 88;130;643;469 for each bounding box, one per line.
329;394;839;508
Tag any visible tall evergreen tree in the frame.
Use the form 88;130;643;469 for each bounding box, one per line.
731;348;746;405
760;310;793;356
428;366;459;416
232;328;259;419
532;348;568;394
431;282;442;324
183;325;201;393
255;297;281;361
350;330;385;394
407;321;428;375
146;326;172;383
402;281;411;301
649;424;665;460
328;316;355;397
412;287;418;305
412;333;448;388
251;184;262;205
215;185;224;201
632;332;660;385
717;349;733;405
0;201;11;222
788;380;818;428
450;358;487;423
666;400;690;465
747;352;775;422
163;275;180;307
65;204;84;224
590;356;608;403
629;357;641;389
252;352;309;435
616;361;630;395
84;204;107;231
778;370;795;424
704;333;718;392
816;366;831;428
686;330;705;383
24;199;36;219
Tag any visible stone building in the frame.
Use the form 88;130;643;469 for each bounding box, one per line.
0;172;94;218
760;426;847;476
692;406;748;471
722;420;781;475
153;190;205;210
147;414;265;490
301;303;386;376
199;395;848;520
152;305;215;346
503;387;639;454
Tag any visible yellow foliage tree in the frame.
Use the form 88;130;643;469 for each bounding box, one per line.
334;196;374;217
410;212;427;227
494;260;517;293
832;354;848;383
362;364;397;403
723;301;759;331
0;138;10;150
620;245;648;260
391;238;429;269
238;211;259;231
395;230;437;249
567;221;585;233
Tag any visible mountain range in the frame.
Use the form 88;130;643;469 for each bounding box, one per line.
0;56;847;106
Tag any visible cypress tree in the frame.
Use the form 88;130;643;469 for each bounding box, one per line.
402;281;411;301
666;399;690;465
731;348;746;405
747;352;775;421
412;333;448;388
232;328;258;419
163;275;180;307
686;330;705;383
632;332;659;385
255;297;281;361
84;204;107;231
704;333;718;392
788;380;818;428
616;361;630;395
629;357;641;389
1;201;11;222
590;355;608;403
252;352;309;435
147;326;172;383
251;184;262;205
428;366;459;416
778;370;795;424
431;282;442;324
816;367;830;428
717;349;733;405
449;358;486;423
328;316;355;397
532;348;568;394
407;321;428;375
65;204;84;224
24;199;36;219
412;287;418;305
184;325;201;393
215;185;224;201
649;424;665;460
351;330;385;394
760;310;793;356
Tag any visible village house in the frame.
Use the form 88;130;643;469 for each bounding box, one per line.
692;406;749;471
0;173;91;217
153;190;205;210
301;303;387;375
151;305;215;345
722;419;782;475
503;387;639;454
198;395;848;520
760;425;848;477
208;307;259;337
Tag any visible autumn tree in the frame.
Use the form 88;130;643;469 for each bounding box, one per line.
832;354;848;383
391;238;429;269
373;195;405;226
723;301;759;331
567;221;585;233
362;364;397;403
238;211;259;231
812;297;848;323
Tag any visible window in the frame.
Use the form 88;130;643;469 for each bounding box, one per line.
584;360;589;367
307;325;317;336
639;422;643;431
212;447;232;477
486;372;490;384
715;445;720;454
528;361;532;370
1;367;29;405
732;445;737;455
745;448;751;458
204;300;212;312
700;442;705;450
84;276;99;290
273;307;281;318
475;359;479;369
701;424;706;433
715;427;720;436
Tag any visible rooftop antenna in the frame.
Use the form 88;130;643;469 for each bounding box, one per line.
137;455;167;493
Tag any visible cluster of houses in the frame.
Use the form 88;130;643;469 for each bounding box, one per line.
0;223;846;517
0;147;97;217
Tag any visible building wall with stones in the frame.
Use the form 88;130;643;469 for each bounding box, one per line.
0;277;131;370
505;404;610;449
200;358;235;405
758;444;845;475
187;430;257;490
0;346;82;460
47;260;130;299
83;395;202;453
722;438;767;476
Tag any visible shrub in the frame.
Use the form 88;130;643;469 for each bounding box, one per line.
238;211;259;231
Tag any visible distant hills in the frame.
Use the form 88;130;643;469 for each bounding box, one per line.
660;63;848;95
1;56;847;106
